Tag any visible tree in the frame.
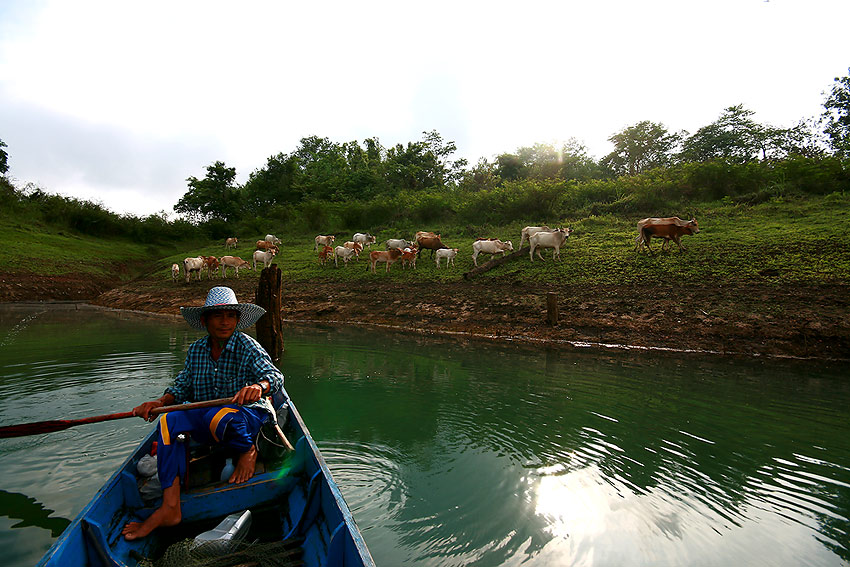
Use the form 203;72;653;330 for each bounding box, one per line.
822;68;850;158
174;161;240;222
0;138;8;175
602;121;681;176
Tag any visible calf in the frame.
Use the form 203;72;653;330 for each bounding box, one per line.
183;256;205;283
314;235;335;251
318;245;334;266
224;237;238;249
529;228;572;261
220;256;251;278
253;248;277;270
401;247;418;269
334;245;357;267
368;249;403;273
435;248;459;268
171;263;180;282
202;256;220;279
471;239;514;266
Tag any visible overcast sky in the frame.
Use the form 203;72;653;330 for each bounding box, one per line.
1;0;847;217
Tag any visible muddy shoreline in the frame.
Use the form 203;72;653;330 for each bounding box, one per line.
2;271;848;360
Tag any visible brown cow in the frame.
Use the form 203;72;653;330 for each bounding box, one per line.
256;240;279;253
415;232;448;258
636;217;700;254
368;249;403;273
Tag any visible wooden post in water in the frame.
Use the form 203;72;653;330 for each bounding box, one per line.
546;292;559;326
255;265;283;363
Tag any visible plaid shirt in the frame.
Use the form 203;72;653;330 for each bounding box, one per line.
166;331;283;403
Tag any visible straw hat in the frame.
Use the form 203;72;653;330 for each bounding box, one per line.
180;286;266;331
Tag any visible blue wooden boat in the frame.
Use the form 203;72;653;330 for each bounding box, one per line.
37;391;375;567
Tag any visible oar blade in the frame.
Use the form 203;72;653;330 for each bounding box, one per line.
0;420;74;439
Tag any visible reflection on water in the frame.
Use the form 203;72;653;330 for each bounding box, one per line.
0;307;848;566
0;490;70;537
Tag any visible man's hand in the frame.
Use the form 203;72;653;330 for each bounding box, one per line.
232;383;265;406
133;400;166;422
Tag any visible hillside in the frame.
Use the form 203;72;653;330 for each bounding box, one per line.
2;194;847;359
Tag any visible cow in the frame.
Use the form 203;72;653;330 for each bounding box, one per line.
183;256;205;283
368;249;403;273
636;217;700;254
314;235;335;251
224;237;238;249
256;240;279;253
343;241;364;259
334;245;357;267
220;255;251;278
401;247;418;269
353;233;377;248
385;238;412;250
253;248;277;270
318;245;334;266
519;225;551;248
471;239;514;266
435;248;459;268
529;228;572;262
202;256;220;279
265;234;281;245
416;232;448;258
171;263;180;282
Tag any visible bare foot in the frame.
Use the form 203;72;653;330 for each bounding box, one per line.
123;480;181;540
122;504;181;540
229;445;258;484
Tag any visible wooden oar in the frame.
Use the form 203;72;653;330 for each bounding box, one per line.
0;397;234;439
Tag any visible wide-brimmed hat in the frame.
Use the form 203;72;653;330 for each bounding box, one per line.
180;286;266;331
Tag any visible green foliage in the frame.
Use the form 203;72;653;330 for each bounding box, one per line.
0;138;8;175
175;161;241;222
602;121;681;176
822;68;850;158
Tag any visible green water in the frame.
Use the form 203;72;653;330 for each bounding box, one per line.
0;306;848;566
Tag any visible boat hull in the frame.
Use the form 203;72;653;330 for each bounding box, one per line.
37;392;374;567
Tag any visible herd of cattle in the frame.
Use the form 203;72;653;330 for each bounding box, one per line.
171;217;699;282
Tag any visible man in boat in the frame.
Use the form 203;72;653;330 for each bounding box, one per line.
122;286;284;541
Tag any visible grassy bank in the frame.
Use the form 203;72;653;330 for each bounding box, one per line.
1;193;848;291
141;193;850;288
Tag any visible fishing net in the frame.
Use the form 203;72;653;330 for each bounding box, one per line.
138;537;304;567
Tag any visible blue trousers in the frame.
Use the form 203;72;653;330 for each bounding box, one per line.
155;405;268;489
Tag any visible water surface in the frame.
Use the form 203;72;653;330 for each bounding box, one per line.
0;306;848;566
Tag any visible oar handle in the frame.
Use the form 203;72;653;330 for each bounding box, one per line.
149;397;235;417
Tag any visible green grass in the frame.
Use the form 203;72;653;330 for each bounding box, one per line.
3;194;849;288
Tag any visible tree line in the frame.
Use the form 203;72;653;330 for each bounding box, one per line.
2;69;849;242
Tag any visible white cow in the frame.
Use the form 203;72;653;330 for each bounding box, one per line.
171;263;180;282
353;233;377;247
435;248;459;268
519;225;551;248
471;239;514;266
529;228;572;261
183;256;205;283
265;234;281;245
334;245;357;267
314;235;335;251
253;248;277;270
385;238;412;250
220;256;251;278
